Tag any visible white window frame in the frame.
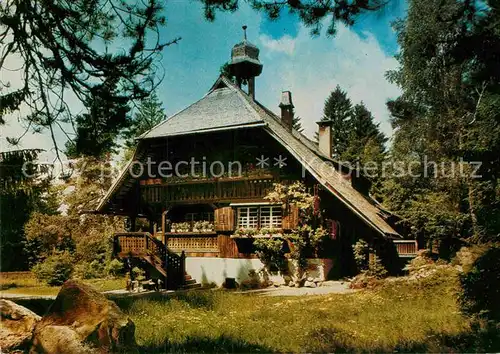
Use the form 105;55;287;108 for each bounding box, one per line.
237;206;259;229
259;205;282;229
236;205;282;229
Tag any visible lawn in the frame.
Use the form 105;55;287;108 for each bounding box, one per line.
4;270;498;352
0;272;125;296
112;271;491;353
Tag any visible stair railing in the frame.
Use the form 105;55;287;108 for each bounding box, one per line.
114;232;186;290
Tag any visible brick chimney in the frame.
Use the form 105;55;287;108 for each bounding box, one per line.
279;91;294;131
317;120;333;158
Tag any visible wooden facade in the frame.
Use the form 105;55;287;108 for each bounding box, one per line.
100;75;406;285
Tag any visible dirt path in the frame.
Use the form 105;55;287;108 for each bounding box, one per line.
238;281;356;296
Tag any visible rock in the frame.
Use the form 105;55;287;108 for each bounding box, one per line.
304;281;317;288
0;299;41;352
31;279;136;353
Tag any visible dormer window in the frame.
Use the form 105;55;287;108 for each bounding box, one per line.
236;205;282;229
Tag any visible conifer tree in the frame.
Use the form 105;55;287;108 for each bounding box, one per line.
123;92;167;149
320;85;353;158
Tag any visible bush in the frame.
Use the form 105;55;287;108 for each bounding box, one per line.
73;260;106;279
353;239;369;271
106;258;124;277
459;244;500;322
366;255;388;278
253;238;287;273
32;251;74;286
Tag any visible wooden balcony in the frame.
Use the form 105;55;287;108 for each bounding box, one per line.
393;240;418;258
141;176;277;204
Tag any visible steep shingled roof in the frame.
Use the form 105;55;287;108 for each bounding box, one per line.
97;76;399;238
139;83;265;139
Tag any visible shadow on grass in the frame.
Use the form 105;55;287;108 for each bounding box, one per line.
0;282;19;290
136;335;276;353
435;323;500;353
304;325;500;353
114;291;218;312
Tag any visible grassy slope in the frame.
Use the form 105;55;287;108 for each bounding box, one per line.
114;272;473;353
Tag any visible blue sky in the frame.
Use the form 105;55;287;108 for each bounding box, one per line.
1;0;407;160
155;0;406;137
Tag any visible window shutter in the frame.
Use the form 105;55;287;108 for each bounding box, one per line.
282;204;299;230
215;207;235;231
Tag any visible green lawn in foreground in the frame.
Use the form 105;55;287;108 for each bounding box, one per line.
0;273;125;296
113;271;485;353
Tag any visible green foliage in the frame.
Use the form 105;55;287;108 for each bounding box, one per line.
0;150;58;271
341;103;387;163
68;81;132;157
32;251;74;286
123;91;167;149
264;182;328;274
24;157;125;271
318;88;386;197
352;239;388;278
106;259;124;278
353;239;369;271
74;260;106;279
219;62;235;82
366;255;388;278
320;85;352;157
132;266;146;281
383;0;500;247
288;225;328;271
1;0;173;156
459;244;500;322
200;0;386;37
253;238;287;273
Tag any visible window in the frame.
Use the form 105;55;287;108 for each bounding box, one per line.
237;207;258;229
260;206;282;228
184;212;214;222
237;205;282;229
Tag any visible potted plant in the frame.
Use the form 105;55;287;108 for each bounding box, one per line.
193;221;203;233
202;221;214;232
179;222;190;233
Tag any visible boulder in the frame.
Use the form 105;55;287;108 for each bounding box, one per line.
31;280;135;353
0;299;41;352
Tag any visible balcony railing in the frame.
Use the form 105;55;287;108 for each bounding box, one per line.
141;176;277;204
393;240;418;257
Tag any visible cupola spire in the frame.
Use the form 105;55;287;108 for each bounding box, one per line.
228;25;263;100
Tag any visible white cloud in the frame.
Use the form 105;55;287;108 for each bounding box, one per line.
256;25;401;140
259;34;297;55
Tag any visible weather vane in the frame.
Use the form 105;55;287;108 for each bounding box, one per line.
242;25;247;40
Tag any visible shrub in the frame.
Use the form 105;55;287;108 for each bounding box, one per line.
453;245;489;273
353;239;369;271
253;238;288;273
32;251;74;285
106;258;124;277
366;255;388;278
459;244;500;322
131;266;145;281
73;260;106;279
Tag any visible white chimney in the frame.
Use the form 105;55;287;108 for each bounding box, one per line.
317;120;333;158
